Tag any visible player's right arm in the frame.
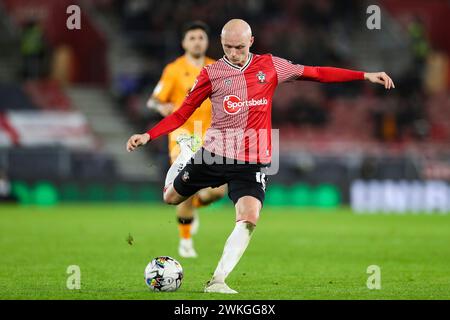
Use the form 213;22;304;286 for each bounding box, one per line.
126;68;212;152
147;65;176;117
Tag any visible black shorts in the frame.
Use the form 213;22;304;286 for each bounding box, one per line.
173;148;269;205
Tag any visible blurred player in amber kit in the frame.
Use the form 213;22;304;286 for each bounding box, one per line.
147;21;226;258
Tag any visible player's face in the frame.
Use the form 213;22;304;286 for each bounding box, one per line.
221;34;254;66
182;29;209;59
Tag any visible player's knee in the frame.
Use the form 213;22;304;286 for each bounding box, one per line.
163;190;181;205
238;210;260;225
236;203;260;225
163;193;175;205
235;196;261;224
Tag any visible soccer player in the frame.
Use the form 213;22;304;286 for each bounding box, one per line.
127;19;395;293
147;21;227;258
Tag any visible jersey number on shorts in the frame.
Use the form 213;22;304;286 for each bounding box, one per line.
256;172;266;191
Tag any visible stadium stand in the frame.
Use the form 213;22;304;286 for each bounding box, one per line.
0;0;448;205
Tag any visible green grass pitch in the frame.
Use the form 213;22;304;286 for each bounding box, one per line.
0;203;449;300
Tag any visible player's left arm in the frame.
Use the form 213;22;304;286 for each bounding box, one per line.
272;56;395;90
301;66;395;89
363;71;395;89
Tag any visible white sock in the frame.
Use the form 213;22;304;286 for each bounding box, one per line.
211;221;255;283
164;144;195;187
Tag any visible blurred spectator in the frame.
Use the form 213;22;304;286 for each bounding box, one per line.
408;16;429;64
20;19;48;80
424;51;449;94
50;45;76;85
405;16;430;93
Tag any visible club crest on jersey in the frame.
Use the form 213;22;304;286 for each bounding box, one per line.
181;171;190;182
256;71;266;84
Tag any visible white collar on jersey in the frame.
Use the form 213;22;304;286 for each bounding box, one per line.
222;53;253;72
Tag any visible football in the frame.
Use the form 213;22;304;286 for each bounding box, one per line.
144;256;183;292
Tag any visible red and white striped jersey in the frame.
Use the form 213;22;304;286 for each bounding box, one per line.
187;53;304;164
147;53;364;164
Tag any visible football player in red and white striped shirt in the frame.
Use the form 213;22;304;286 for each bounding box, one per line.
127;19;395;294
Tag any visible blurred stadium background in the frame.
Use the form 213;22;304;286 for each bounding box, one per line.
0;0;449;213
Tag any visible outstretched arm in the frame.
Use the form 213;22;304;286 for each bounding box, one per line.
301;66;395;89
271;56;395;89
126;103;198;152
126;68;212;152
